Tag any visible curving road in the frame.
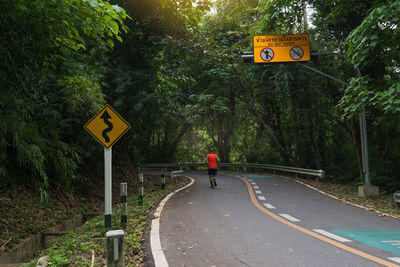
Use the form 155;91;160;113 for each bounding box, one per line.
151;172;400;267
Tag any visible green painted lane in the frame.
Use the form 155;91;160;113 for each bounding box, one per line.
331;230;400;256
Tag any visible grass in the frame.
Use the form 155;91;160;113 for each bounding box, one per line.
0;186;96;253
294;177;400;217
23;178;185;266
3;172;399;266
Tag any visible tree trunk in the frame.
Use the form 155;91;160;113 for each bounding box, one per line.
308;112;323;169
254;125;263;150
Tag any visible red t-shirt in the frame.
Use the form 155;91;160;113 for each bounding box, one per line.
207;154;218;169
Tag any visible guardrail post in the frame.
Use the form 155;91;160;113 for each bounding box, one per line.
139;172;144;205
106;230;125;267
120;183;127;229
171;171;175;184
161;169;166;190
393;191;400;207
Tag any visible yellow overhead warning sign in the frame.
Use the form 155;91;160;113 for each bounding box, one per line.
253;34;310;63
84;104;130;149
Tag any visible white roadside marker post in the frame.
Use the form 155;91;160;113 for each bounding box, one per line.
106;229;125;267
139;172;144;205
161;168;166;190
120;182;127;228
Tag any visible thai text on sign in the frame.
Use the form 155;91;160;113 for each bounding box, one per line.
253;34;310;63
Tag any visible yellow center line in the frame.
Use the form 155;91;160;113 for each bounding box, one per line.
237;176;399;267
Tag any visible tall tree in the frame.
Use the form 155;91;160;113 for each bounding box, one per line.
0;0;128;195
106;0;211;163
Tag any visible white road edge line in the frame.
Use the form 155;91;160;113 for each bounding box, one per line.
251;182;257;185
291;179;400;219
258;196;266;201
253;185;259;189
255;190;262;194
313;229;352;243
279;214;301;222
263;203;276;209
150;177;195;267
388;257;400;263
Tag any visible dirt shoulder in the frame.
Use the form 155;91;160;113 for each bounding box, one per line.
288;176;400;219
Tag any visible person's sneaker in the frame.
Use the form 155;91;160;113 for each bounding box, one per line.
214;180;217;187
210;183;214;188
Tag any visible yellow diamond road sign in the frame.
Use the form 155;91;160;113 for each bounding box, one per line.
84;104;130;149
253;34;310;63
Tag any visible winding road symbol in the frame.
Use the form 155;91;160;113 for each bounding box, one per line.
290;47;304;60
100;110;113;143
260;48;274;62
84;104;130;149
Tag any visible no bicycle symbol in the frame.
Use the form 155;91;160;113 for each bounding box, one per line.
260;47;274;62
289;47;304;60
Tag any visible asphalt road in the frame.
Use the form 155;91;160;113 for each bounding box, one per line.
155;172;400;267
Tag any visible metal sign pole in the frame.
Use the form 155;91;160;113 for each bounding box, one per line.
355;67;371;187
105;147;112;228
298;63;371;186
360;105;370;186
240;51;375;195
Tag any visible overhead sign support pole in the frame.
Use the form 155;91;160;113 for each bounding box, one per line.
355;67;370;187
247;34;377;196
297;63;376;195
105;147;112;228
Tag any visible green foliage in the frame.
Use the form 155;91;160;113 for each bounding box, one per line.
105;0;212;163
0;186;90;252
0;0;128;192
258;0;306;34
1;0;400;201
5;0;400;258
25;181;180;266
344;0;400;116
253;0;400;191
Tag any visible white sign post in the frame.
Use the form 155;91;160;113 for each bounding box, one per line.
84;104;130;228
105;147;112;228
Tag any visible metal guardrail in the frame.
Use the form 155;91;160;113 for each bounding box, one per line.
171;170;184;178
140;163;325;178
138;167;184;189
138;167;183;177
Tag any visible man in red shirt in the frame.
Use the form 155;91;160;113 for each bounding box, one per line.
205;149;220;188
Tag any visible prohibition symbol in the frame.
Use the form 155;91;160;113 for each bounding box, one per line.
289;47;304;60
260;48;274;62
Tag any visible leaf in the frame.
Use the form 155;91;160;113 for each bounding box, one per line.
106;39;114;48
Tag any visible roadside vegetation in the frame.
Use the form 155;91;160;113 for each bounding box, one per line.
0;185;96;253
6;174;399;266
23;176;188;266
1;0;400;260
294;177;400;218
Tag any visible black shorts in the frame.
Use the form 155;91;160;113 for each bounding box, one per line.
208;169;217;175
